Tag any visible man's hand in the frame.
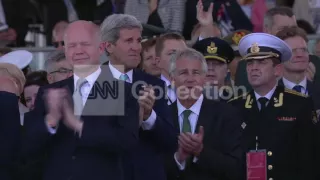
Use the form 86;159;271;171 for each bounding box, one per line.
176;146;191;164
0;76;18;95
62;97;83;134
45;88;66;121
148;0;158;14
179;126;204;156
190;126;204;156
138;85;155;121
196;0;213;26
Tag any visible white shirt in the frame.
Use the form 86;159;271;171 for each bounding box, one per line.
282;77;308;95
161;74;176;105
47;67;102;134
254;85;277;110
108;62;157;130
174;95;204;170
73;68;101;105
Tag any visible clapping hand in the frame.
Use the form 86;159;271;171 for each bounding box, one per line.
178;126;204;156
138;85;155;122
45;88;67;127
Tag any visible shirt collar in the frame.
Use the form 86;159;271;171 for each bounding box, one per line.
282;76;307;90
108;62;133;83
177;94;204;117
254;85;277;101
161;74;171;87
73;67;101;88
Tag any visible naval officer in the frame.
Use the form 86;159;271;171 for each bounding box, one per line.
228;33;318;180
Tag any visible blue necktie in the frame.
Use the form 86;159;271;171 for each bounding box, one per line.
119;74;129;82
293;85;303;93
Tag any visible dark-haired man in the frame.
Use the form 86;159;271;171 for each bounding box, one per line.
229;33;317;180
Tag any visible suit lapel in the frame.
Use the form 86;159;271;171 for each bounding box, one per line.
195;98;212;134
278;78;284;87
266;86;284;115
171;102;180;132
307;80;313;96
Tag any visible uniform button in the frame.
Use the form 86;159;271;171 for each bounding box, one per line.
268;165;273;170
267;151;273;156
72;156;76;160
269;178;273;180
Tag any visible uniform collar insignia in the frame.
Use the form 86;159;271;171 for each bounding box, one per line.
245;94;252;108
273;93;283;107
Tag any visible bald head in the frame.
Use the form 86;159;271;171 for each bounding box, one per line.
63;20;103;67
64;20;100;42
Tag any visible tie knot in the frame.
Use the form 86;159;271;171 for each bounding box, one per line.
119;74;129;81
258;97;268;106
76;78;87;90
293;85;303;93
183;109;192;119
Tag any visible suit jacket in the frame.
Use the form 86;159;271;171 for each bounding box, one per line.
229;86;317;180
0;91;21;180
23;66;140;180
278;78;320;109
13;111;47;180
122;69;178;180
166;97;243;180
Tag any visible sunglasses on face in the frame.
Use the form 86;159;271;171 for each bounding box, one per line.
52;41;64;48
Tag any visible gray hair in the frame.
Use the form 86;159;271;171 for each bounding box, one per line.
169;48;208;76
100;14;142;44
44;50;66;72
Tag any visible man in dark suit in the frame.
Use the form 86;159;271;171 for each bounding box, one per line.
275;26;320;109
192;37;237;102
100;14;177;180
0;77;21;180
229;33;317;180
166;48;243;180
23;20;140;180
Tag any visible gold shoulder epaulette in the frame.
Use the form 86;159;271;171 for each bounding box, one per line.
228;93;248;103
284;88;308;98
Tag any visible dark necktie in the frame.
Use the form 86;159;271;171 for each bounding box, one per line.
182;110;192;133
293;85;303;93
258;97;268;111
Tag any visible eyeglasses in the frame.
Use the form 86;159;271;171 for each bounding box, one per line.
50;68;73;74
52;41;64;48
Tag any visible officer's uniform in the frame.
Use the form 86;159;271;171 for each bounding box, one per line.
228;33;318;180
192;37;235;102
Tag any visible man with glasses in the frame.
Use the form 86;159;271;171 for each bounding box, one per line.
45;50;72;83
276;27;320;109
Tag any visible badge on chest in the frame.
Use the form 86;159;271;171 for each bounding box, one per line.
246;150;267;180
